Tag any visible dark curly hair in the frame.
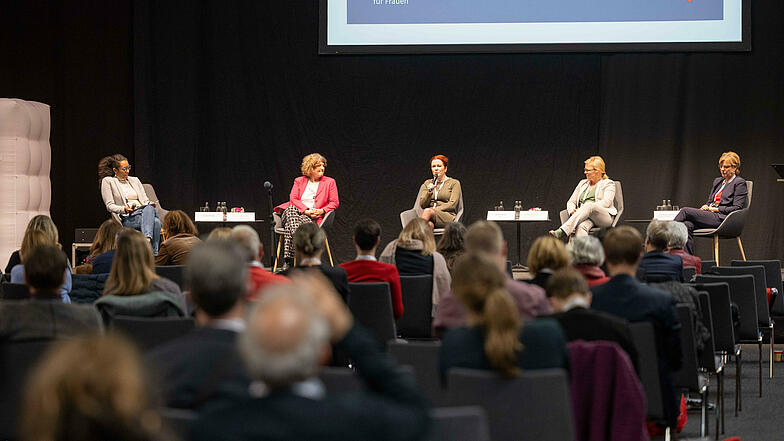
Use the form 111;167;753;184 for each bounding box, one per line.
97;154;128;189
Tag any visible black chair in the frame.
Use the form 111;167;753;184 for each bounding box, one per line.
155;265;186;290
160;407;197;440
0;282;30;300
388;340;445;406
0;339;54;439
396;275;433;338
702;260;717;274
696;274;762;398
347;282;396;347
673;305;710;438
110;316;195;351
683;266;697;282
444;368;574;441
428;406;490;441
629;322;671;439
710;265;775;378
696;291;726;437
505;260;513;278
732;260;784;315
318;367;363;393
693;180;752;265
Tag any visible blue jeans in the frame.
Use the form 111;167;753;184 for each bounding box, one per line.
122;205;161;254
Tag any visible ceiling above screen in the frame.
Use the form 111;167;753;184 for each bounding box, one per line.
319;0;750;54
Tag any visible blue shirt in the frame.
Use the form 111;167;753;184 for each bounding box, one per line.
10;265;72;303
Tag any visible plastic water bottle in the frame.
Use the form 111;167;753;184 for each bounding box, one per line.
514;201;521;220
499;201;504;211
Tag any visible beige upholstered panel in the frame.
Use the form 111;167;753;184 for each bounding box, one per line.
0;98;52;268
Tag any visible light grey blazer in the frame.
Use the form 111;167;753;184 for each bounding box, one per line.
101;176;151;215
566;178;617;216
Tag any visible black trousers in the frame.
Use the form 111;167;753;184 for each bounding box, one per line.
673;207;722;255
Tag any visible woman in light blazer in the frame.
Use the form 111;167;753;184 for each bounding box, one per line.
99;154;162;254
550;156;617;240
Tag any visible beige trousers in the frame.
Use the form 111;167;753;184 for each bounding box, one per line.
560;203;614;236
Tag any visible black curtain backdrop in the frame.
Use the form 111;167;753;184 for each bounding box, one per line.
3;1;783;266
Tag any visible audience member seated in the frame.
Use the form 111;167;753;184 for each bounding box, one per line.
155;210;201;265
590;226;682;429
206;227;232;242
439;253;569;383
283;223;350;302
380;218;450;309
190;272;430;441
76;218;122;274
339;219;403;319
4;214;61;273
11;229;72;303
230;225;288;301
666;221;702;274
567;235;610;287
22;334;168;441
433;221;551;337
148;241;251;411
637;220;683;283
546;267;638;372
96;229;186;324
0;245;102;340
436;222;466;274
527;235;571;289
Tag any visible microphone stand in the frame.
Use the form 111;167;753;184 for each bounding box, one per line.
266;183;275;269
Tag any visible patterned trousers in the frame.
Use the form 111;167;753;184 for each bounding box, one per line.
281;205;313;260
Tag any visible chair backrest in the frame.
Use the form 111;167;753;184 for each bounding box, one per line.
710;266;769;324
629;322;665;421
611;181;624;227
0;282;30;299
272;211;284;232
690;282;735;353
746;180;753;208
396;275;433;338
695;274;759;341
320;209;336;229
347;282;396;346
160;407;197;440
110;316;195;351
702;260;716;273
713;180;752;238
732;260;784;315
0;340;54;439
505;260;513;278
388;340;444;405
142;183;169;220
682;266;697;283
427;406;490;441
672;305;701;391
445;368;574;441
318;367;363;393
154;265;186;290
695;291;720;372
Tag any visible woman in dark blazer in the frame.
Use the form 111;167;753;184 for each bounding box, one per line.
674;151;748;254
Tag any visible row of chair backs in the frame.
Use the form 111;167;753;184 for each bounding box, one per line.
695;274;759;342
690;283;736;354
396;275;433;338
110;316;195;351
672;305;703;392
732;260;784;315
347;282;396;346
0;282;29;299
155;265;186;290
388;340;445;406
709;265;769;325
629;321;666;422
695;291;721;373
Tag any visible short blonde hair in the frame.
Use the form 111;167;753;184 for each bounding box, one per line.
301;153;327;177
718;151;740;173
398;218;436;256
527;236;571;274
585;156;608;179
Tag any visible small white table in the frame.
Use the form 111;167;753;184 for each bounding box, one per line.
487;211;551;270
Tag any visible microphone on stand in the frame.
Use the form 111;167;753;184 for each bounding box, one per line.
264;181;275;269
264;181;273;191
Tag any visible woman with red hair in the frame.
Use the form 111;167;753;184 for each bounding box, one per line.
417;155;462;229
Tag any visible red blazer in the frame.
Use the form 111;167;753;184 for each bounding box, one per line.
339;259;403;319
667;249;702;274
274;176;339;226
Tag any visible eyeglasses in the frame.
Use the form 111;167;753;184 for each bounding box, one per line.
118;165;132;172
584;168;597;172
719;164;736;169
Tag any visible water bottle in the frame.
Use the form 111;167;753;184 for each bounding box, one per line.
665;199;672;211
514;201;521;220
204;202;210;212
498;201;504;211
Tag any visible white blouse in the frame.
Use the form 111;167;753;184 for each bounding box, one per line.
301;181;319;209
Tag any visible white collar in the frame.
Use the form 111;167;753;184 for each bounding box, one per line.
722;175;736;185
562;297;590;312
355;254;377;261
249;261;265;269
208;318;246;333
299;257;321;266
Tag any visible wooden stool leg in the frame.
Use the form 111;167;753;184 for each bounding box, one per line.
273;235;283;272
325;237;334;266
713;235;720;265
737;237;747;261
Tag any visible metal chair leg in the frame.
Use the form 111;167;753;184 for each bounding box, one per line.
758;339;763;397
720;369;725;435
770;322;775;378
700;387;708;438
736;237;746;261
324;236;334;266
737;350;742;414
273;235;283;272
664;426;671;441
713;235;720;265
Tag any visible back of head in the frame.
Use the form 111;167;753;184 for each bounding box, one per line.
527;236;571;274
25;215;60;247
353;219;382;251
104;228;156;296
437;222;467;253
20;230;56;263
97;154;128;189
162;210;198;237
22;334;159;441
545;267;589;300
452;253;521;377
188;241;247;317
239;285;329;387
398;218;436;255
602;226;643;266
646;220;670;251
667;221;688;249
464;221;502;255
230;225;261;263
207;227;232;242
90;219;123;256
567;235;605;266
24;245;68;294
293;223;325;257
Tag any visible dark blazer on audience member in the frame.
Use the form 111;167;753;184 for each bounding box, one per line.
0;294;103;340
190;324;430;441
90;249;116;274
4;250;21;274
439;318;569;383
283;263;350;303
636;251;683;283
550;306;639;372
706;176;748;220
147;326;250;411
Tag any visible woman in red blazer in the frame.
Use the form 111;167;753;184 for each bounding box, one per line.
275;153;339;264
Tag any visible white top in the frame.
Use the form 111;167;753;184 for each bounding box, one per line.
117;178;141;208
355;255;377;261
301;181;319;209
